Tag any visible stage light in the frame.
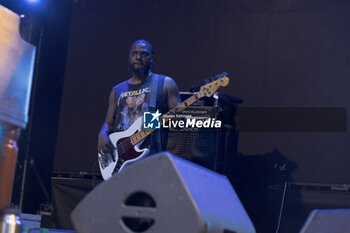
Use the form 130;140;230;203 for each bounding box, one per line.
26;0;40;3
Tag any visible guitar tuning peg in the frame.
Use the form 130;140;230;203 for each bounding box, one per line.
221;72;227;77
211;77;216;81
205;79;210;84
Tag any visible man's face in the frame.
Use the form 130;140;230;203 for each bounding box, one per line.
129;43;153;74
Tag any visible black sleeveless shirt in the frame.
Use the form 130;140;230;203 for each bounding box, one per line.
112;73;168;154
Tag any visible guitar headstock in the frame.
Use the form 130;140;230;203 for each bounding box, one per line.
200;72;229;97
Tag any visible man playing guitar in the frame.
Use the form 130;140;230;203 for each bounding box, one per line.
97;40;181;177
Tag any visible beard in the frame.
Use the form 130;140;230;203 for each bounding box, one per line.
128;62;152;75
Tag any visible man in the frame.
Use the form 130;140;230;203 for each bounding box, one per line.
98;40;180;161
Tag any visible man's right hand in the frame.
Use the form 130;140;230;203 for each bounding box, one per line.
97;133;114;153
98;91;116;153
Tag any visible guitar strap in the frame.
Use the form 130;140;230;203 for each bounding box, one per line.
149;73;166;153
149;73;165;112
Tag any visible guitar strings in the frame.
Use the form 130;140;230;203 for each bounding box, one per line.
111;93;199;159
107;81;225;166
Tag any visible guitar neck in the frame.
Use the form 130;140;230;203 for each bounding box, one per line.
130;92;203;145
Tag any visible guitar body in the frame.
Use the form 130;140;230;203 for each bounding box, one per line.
98;117;149;180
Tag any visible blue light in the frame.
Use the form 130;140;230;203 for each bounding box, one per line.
26;0;40;3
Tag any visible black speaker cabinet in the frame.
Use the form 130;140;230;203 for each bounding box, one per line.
166;104;236;172
299;209;350;233
71;152;255;233
166;125;221;170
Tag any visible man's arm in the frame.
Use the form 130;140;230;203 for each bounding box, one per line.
97;90;116;152
164;76;181;110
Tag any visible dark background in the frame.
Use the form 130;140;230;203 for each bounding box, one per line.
55;0;350;184
2;0;350;232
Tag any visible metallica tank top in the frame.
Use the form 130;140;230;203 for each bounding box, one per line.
112;73;167;154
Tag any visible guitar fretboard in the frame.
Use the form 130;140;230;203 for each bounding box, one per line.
129;92;202;145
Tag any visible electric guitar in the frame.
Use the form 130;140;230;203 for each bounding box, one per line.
98;73;229;180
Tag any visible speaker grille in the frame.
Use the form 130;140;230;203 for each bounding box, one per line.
166;127;220;171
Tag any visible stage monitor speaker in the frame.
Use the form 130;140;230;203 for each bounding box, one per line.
71;152;255;233
299;209;350;233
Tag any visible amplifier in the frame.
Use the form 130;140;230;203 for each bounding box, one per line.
179;92;217;107
166;94;223;171
166;126;222;171
165;92;241;173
